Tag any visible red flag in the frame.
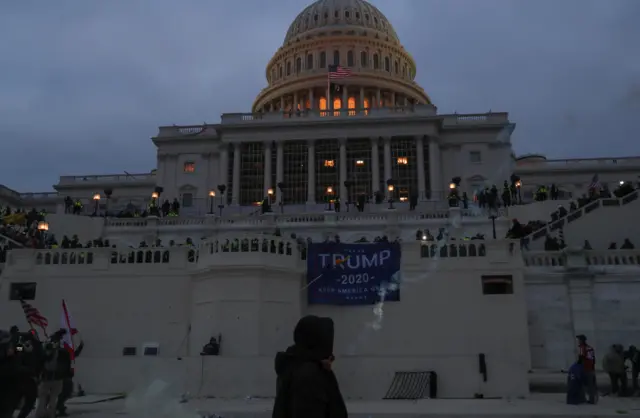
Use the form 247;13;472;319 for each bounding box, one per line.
61;299;78;362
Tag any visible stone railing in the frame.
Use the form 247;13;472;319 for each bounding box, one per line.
523;249;640;268
58;173;156;185
522;190;639;244
19;192;59;200
104;207;501;233
419;241;487;258
518;156;640;170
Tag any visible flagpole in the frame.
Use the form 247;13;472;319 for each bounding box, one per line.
27;321;42;341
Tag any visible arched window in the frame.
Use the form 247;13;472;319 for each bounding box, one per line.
305;99;311;109
307;53;314;70
319;51;326;69
348;96;356;116
384;57;390;72
296;57;302;73
347;50;354;67
319;97;327;116
373;54;379;69
364;98;370;115
361;51;368;67
271;69;276;81
333;50;340;65
394;60;399;73
279;65;283;78
333;97;342;116
286;62;292;76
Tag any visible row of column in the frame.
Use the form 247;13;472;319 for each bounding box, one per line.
266;87;412;112
218;136;442;205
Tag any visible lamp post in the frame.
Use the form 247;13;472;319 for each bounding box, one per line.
344;180;353;212
208;190;216;215
515;180;522;204
448;182;457;207
92;193;100;216
37;221;49;244
489;209;497;239
387;184;395;210
267;188;274;213
103;189;112;217
217;184;226;216
326;186;334;211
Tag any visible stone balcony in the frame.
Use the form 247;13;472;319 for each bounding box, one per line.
523;249;640;271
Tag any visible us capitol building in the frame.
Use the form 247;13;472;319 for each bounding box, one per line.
2;0;640;402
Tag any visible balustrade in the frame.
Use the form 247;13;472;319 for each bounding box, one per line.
419;242;487;258
523;250;640;268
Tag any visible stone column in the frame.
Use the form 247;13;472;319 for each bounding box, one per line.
391;92;396;107
383;137;392;199
263;142;272;197
219;146;229;190
339;138;348;201
342;86;348;114
359;87;365;111
376;89;381;108
276;141;284;204
309;88;314;110
307;140;316;204
280;97;285;111
371;137;380;193
232;143;241;205
415;135;426;200
293;92;299;111
429;137;442;200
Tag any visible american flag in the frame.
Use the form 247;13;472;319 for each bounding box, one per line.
589;174;601;190
328;64;352;80
20;300;48;328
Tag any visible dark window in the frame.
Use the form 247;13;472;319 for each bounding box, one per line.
122;347;137;356
324;11;329;19
356;12;360;19
361;51;368;67
345;11;350;18
384;57;390;72
395;60;399;73
333;50;340;65
143;346;159;356
334;10;339;18
296;57;302;73
347;50;354;67
9;282;37;301
286;61;292;76
373;54;379;69
319;51;326;69
182;193;193;208
271;69;276;81
307;53;313;70
279;65;283;77
481;275;514;295
314;14;318;21
365;13;369;21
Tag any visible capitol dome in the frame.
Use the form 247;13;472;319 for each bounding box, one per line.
252;0;431;112
283;0;400;45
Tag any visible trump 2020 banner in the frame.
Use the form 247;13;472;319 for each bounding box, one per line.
306;242;401;305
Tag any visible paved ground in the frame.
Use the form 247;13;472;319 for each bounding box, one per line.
65;393;640;417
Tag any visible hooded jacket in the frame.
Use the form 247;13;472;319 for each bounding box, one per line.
272;316;347;418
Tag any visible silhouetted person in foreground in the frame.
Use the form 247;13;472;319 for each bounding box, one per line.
272;316;347;418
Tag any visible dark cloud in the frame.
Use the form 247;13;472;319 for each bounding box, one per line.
1;0;638;191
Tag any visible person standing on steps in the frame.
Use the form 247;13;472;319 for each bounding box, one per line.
577;334;598;404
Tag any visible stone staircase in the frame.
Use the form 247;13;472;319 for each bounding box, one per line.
523;189;639;247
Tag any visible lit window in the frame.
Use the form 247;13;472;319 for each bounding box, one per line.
397;157;408;165
319;97;327;110
324;160;335;167
333;97;342;116
183;162;195;173
348;96;356;116
356;160;364;166
364;98;370;115
469;151;482;163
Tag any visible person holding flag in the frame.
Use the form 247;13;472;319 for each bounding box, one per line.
57;300;84;417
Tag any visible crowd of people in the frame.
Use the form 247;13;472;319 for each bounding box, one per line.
0;327;84;418
63;195;183;218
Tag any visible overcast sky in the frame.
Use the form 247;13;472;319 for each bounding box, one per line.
1;0;638;192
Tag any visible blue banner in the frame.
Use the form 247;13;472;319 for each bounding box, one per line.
306;242;401;305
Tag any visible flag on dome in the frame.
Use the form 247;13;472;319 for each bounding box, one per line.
328;64;352;80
